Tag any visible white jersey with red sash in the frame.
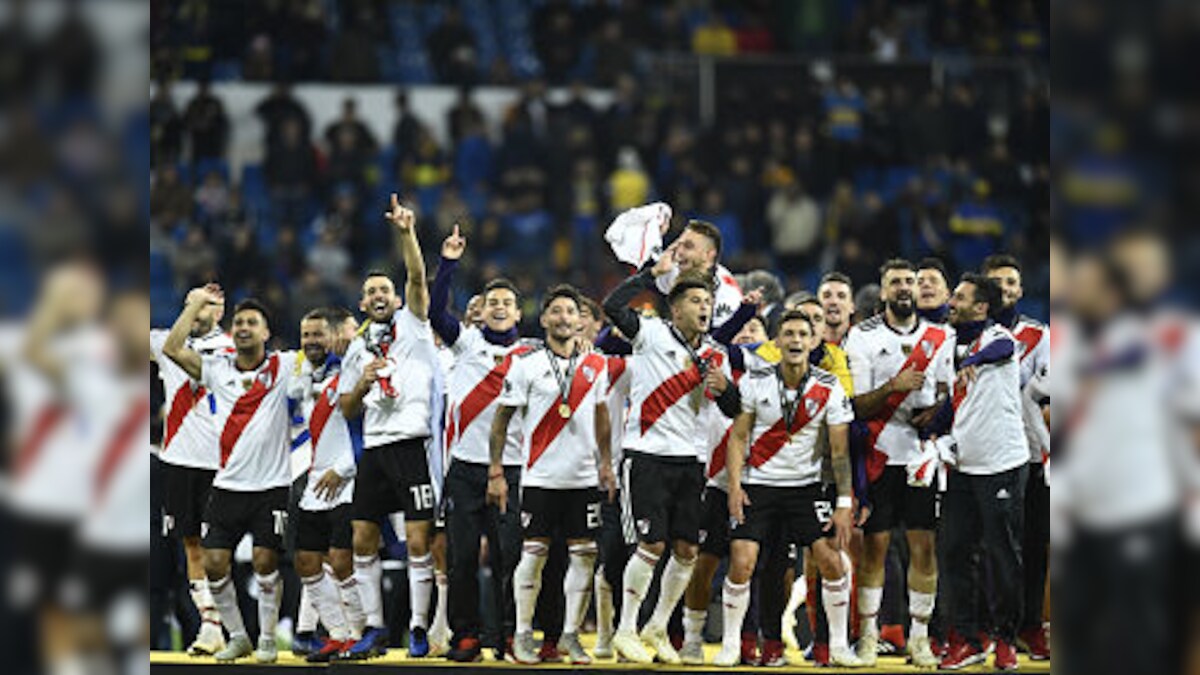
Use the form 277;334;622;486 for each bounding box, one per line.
845;315;954;480
655;263;743;329
622;317;732;459
950;324;1028;475
498;348;608;489
1010;315;1050;464
703;346;770;489
200;350;297;491
290;355;360;511
442;327;537;466
736;366;853;487
151;328;234;470
604;354;631;475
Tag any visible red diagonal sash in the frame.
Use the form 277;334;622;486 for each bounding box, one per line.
639;367;702;434
606;356;626;394
706;425;734;478
163;383;207;452
447;344;534;449
309;374;341;461
747;382;832;468
15;404;67;478
951;340;984;412
1013;325;1043;361
95;397;151;503
527;353;605;469
219;354;280;468
864;326;948;482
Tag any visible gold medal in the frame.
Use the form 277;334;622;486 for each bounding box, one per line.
558;402;571;418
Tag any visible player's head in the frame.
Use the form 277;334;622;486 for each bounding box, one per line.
577;295;603;342
774;310;816;367
230;298;272;351
817;271;855;331
540;284;581;345
950;273;1003;325
299;309;333;366
322;306;358;354
916;257;950;310
674;220;722;275
981;254;1023;309
792;296;827;350
188;288;225;338
668;271;714;336
359;271;398;323
732;314;767;345
465;294;484;327
482;279;521;332
879;258;917;320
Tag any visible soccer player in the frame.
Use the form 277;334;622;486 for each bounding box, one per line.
601;269;740;664
843;259;955;668
150;287;232;655
717;311;862;667
337;196;439;659
288;309;365;662
938;273;1029;671
428;225;537;662
578;296;604;343
652;220;743;328
916;258;952;325
592;338;632;659
160;287;297;663
817;272;856;346
982;254;1050;660
487;285;617;664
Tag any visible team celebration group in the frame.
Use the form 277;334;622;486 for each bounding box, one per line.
153;195;1049;670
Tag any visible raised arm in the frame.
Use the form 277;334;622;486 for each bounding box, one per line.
162;284;224;382
386;194;428;321
602;268;656;340
429;225;467;346
711;288;763;346
24;267;96;385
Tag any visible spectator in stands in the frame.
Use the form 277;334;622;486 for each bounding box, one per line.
172;225;218;288
325;97;378;191
393;90;425;165
593;19;636;87
194;170;232;224
328;7;380;82
150;80;183;167
265;117;319;225
43;0;99;97
656;4;691;53
767;176;822;273
220;225;268;294
325;97;377;157
182;80;228;161
307;226;353;287
607;146;650;214
948;179;1007;272
256;81;312;152
601;74;642;166
697;186;743;259
401;128;451;216
272;226;308;283
150;164;193;228
447;86;486;147
534;0;582;85
427;6;478;86
692;10;737;56
735;11;776;53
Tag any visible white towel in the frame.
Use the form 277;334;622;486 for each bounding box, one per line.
604;202;672;267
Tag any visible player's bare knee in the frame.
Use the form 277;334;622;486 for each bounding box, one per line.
639;540;666;558
204;550;230;581
352;521;380;555
328;549;354;579
251;548;278;575
812;541;845;579
405;522;431;555
672;540;698;561
295;550;323;578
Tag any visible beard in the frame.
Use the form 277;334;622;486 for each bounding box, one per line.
887;298;915;319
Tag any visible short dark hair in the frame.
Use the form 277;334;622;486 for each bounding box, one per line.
960;273;1003;318
233;298;272;329
667;271;714;306
981;254;1022;275
685;219;722;258
541;284;582;312
917;257;949;284
323;306;355;325
818;271;854;292
774;309;815;339
743;314;768;335
483;278;521;304
578;295;602;320
301;308;330;324
879;258;916;278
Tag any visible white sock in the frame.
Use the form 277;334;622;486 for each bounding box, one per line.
431;572;450;638
354;554;384;628
595;567;614;641
514;541;549;634
909;589;935;640
255;571;282;640
302;573;349;641
297;582;319;633
646;553;695;631
209;576;247;639
337;575;366;640
408;553;434;630
617;547;660;635
784;574;807;618
858;586;883;639
564;543;597;634
684;608;707;645
721;579;751;651
188;579;222;632
823;575;852;650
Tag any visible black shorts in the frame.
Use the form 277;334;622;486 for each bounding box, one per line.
620;453;704;546
863;465;938;534
202;486;290;551
8;514;75;608
295;504;354;553
731;483;834;549
66;547;148;613
520;487;601;540
162;463;216;538
698;485;731;557
352;438;435;522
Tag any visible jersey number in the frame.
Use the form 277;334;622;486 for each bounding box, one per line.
586;501;602;530
813;501;833;526
410;484;435;511
272;510;289;537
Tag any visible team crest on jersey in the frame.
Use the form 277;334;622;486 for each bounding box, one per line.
325;387;338;404
257;369;275;388
637;518;651;535
921;339;934;358
241;378;253;390
494;354;505;365
582;364;596;383
805;397;820;418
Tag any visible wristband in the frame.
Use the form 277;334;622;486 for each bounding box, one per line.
836;496;853;509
